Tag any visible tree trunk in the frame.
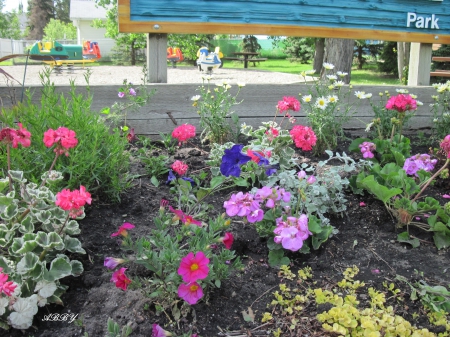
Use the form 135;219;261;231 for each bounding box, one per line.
322;38;355;83
397;42;404;81
313;38;325;74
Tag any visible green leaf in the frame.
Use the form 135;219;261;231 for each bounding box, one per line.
19;216;34;234
43;256;72;282
70;260;84;276
268;249;290;267
2;203;18;220
210;176;225;189
0;195;14;214
360;175;402;203
64;220;81;235
241;307;255;323
64;237;86;254
150;175;160;187
36;232;65;250
196;187;209;201
215;279;221;288
8;170;25;182
433;232;450;250
16;252;40;275
35;210;52;224
0;178;8;193
397;232;420;248
10;234;38;255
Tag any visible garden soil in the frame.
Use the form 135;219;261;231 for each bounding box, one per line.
5;136;450;337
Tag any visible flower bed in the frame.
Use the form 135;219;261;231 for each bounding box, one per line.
1;67;449;336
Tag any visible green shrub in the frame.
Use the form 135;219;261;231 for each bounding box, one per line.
0;68;131;202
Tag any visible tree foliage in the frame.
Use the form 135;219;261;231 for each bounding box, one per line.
54;0;70;23
377;41;398;76
27;0;54;39
240;35;261;53
43;18;76;40
168;34;214;62
0;0;23;39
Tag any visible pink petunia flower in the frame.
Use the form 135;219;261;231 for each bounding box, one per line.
443;194;450;199
172;124;196;145
178;282;204;305
359;202;366;207
111;267;131;290
290;125;317;151
118;91;125;98
129;88;136;96
104;257;126;270
219;232;234;249
152;323;172;337
172;160;188;176
111;223;135;237
177;251;210;283
168;206;202;226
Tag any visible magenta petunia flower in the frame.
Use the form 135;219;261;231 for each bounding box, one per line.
178;282;204;305
111;223;135;237
177;251;210;283
104;257;126;270
220;232;234;249
152;323;172;337
110;267;131;290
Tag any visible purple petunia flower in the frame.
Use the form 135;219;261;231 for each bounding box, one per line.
220;144;251;177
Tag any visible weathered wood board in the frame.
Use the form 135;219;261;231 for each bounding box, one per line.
0;84;440;136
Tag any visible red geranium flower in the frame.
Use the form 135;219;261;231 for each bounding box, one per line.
289;125;317;151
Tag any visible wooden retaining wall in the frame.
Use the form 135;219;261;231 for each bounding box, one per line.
0;84;441;136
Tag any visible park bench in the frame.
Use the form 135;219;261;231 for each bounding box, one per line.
247;58;268;66
430;57;450;78
222;57;245;62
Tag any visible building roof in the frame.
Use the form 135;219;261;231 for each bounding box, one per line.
70;0;107;20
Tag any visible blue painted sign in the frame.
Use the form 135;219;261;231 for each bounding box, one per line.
118;0;450;43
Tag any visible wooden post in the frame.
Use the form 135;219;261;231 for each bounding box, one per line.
147;33;168;83
407;43;432;86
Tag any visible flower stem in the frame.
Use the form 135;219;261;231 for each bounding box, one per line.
412;158;449;203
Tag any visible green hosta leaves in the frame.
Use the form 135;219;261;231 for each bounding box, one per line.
36;232;65;250
359;175;402;203
64;236;86;254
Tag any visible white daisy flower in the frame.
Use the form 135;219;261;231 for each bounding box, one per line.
191;95;201;101
315;96;329;110
354;91;366;99
396;88;409;94
323;62;335;70
327;75;337;81
327;95;339;103
237;82;246;87
335;80;345;87
365;122;374;132
364;93;373;98
336;71;348;77
302;94;312;103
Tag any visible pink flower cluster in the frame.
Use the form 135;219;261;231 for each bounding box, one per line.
55;185;92;218
172;124;196;145
43;127;78;156
265;127;279;141
385;94;417;113
359;141;376;159
0;267;17;296
440;135;450;158
223;186;291;223
277;96;300;113
403;154;437;176
0;123;31;148
297;170;316;184
274;214;312;252
171;160;188;175
177;252;210;305
289;125;317;151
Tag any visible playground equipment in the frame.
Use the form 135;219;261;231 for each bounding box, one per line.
196;46;223;73
167;47;184;68
29;40;101;71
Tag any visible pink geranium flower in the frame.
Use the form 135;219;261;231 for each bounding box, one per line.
172;124;196;145
219;232;234;249
111;223;135;237
178;282;204;305
55;185;92;218
0;270;17;296
290;125;317;151
12;123;31;148
177;251;210;283
43;127;78;156
277;96;300;113
111;267;132;290
385;94;417;113
172;160;188;176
